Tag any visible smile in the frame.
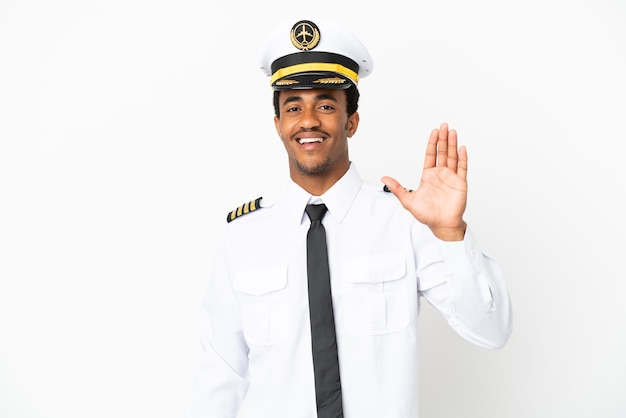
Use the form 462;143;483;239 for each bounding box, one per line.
297;137;325;144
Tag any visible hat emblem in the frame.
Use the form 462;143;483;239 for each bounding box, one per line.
290;20;320;51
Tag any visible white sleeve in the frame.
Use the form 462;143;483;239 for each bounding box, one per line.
417;227;512;349
189;232;250;418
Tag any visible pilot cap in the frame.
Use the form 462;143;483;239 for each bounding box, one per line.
259;18;373;90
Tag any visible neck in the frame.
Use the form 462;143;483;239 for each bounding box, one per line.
290;164;349;196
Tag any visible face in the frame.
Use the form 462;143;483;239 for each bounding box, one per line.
274;88;359;190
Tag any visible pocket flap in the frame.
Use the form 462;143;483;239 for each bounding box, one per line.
344;253;406;284
233;264;288;295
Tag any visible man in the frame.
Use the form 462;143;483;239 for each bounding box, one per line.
190;18;512;418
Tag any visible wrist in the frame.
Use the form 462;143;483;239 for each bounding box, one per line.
431;221;467;242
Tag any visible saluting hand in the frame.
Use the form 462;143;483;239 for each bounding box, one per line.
381;123;468;242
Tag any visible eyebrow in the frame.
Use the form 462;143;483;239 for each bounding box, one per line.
281;93;338;107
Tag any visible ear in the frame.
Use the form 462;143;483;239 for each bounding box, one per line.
347;112;360;138
274;116;281;137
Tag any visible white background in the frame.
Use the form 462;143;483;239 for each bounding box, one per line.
1;1;625;417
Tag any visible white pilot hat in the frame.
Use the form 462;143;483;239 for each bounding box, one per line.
259;18;373;90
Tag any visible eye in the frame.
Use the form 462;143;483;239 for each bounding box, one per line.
318;104;335;111
285;105;301;113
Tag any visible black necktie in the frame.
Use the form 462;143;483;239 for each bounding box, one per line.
305;203;343;418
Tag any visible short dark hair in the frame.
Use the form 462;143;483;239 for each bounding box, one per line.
273;84;360;118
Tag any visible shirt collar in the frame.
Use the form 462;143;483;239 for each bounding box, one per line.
285;163;363;226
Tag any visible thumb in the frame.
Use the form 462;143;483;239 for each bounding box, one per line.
380;176;409;202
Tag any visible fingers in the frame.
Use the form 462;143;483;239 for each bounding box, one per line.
423;128;439;169
437;123;449;168
446;126;458;171
458;145;468;181
425;123;464;173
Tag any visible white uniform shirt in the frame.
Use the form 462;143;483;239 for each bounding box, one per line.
190;164;512;418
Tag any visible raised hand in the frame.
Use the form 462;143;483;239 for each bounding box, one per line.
381;123;468;241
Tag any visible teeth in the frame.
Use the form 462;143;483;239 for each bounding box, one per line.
298;137;324;144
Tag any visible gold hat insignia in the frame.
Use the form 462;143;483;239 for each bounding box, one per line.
290;20;320;51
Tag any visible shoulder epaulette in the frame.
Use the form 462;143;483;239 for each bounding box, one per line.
226;197;263;223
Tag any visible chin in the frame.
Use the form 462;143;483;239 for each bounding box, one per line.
295;161;332;177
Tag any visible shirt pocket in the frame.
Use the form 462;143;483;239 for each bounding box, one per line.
342;253;411;336
233;264;289;346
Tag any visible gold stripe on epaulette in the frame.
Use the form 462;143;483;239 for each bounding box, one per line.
226;197;263;223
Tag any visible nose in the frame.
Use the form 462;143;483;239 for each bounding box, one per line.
299;106;321;130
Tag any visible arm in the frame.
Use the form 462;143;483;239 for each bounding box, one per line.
382;123;512;348
418;227;512;349
189;234;249;417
